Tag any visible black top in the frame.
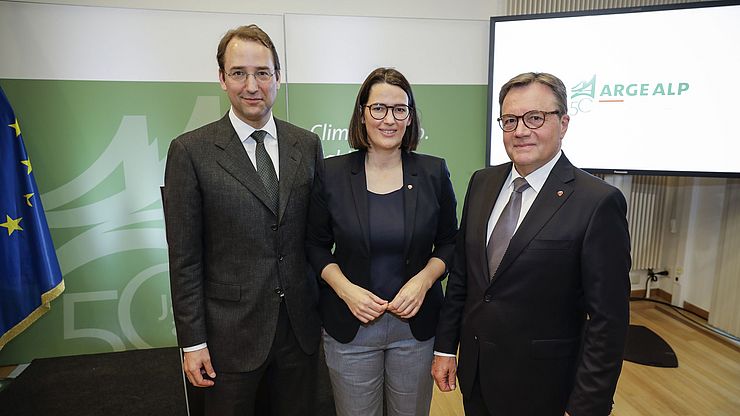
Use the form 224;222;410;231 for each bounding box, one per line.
367;188;405;300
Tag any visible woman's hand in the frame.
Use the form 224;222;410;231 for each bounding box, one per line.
338;282;388;323
321;263;388;323
388;257;446;319
388;273;432;319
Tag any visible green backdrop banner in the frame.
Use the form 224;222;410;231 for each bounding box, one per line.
0;79;486;365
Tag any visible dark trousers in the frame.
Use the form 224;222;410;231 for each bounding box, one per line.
462;370;493;416
203;301;319;416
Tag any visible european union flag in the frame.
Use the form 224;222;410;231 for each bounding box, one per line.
0;87;64;349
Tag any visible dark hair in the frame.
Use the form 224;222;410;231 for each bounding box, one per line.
217;25;280;79
498;72;568;115
348;68;421;152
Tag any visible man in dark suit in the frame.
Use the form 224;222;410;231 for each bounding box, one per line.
432;72;631;416
163;25;323;416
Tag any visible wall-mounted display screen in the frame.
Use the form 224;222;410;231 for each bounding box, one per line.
487;1;740;177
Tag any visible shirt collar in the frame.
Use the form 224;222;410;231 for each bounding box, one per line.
506;150;562;194
228;107;278;143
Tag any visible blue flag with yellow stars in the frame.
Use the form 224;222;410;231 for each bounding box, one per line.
0;87;64;349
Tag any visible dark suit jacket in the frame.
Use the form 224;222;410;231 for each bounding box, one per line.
435;153;631;416
306;150;458;343
164;114;323;372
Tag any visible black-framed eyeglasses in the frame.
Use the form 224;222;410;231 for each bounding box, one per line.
364;103;413;121
225;69;275;83
497;110;560;132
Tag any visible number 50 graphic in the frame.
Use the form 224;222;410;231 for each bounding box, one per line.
63;263;175;350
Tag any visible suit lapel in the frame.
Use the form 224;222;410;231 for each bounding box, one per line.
276;119;302;221
474;164;511;284
349;151;371;253
402;152;418;258
493;155;575;281
213;115;275;213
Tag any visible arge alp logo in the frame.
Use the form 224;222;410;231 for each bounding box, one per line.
569;75;689;115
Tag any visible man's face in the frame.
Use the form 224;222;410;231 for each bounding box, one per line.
501;82;569;176
219;38;280;129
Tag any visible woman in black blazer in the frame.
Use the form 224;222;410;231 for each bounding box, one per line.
306;68;458;416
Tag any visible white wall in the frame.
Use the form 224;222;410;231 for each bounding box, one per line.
4;0;507;20
0;2;284;81
642;176;739;324
680;178;726;310
710;180;740;335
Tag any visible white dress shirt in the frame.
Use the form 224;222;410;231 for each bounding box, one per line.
485;150;561;242
229;108;280;179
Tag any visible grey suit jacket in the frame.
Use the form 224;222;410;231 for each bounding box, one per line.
164;113;323;372
435;153;631;416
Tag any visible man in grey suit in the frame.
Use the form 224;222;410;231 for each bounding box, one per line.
164;25;323;416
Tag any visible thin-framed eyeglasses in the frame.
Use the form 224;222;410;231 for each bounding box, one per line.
497;110;560;132
364;103;413;121
225;69;275;83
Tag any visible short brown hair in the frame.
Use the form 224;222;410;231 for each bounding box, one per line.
498;72;568;115
217;25;280;79
348;68;421;152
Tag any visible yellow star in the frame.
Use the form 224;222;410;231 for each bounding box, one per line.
0;215;23;236
24;193;34;207
21;159;32;174
8;118;21;137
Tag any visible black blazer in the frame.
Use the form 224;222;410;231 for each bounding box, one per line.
164;114;323;372
306;150;458;343
435;154;631;416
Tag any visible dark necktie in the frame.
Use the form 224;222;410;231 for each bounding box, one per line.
486;177;530;279
251;130;279;212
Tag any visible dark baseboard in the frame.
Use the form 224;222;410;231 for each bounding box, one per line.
682;300;710;320
631;288;672;303
653;304;739;353
631;288;711;319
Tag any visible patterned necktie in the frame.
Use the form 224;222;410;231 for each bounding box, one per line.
251;130;279;212
486;177;530;279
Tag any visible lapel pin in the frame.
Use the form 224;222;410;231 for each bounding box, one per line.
407;184;413;190
557;190;564;197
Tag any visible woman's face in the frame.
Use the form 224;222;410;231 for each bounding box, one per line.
363;82;411;152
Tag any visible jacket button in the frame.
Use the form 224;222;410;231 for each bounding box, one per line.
279;255;285;261
271;224;278;231
274;288;284;297
484;294;492;302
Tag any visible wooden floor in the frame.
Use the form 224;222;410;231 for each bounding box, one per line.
430;301;740;416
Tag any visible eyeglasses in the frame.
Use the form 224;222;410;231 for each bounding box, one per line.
364;103;413;121
497;110;560;132
225;69;275;83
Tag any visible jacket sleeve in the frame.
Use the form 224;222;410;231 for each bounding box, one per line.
164;138;207;348
567;187;631;416
434;169;479;354
430;158;459;269
305;158;335;279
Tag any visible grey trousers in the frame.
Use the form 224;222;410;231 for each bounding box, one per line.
322;313;435;416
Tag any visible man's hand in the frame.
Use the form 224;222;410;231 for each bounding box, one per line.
431;355;457;392
183;348;216;387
